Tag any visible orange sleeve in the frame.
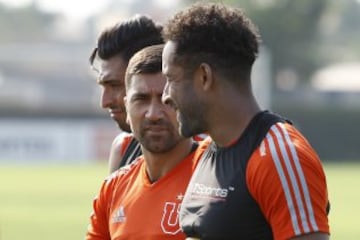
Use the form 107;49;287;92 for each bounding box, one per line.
246;122;329;239
86;172;118;240
111;133;133;158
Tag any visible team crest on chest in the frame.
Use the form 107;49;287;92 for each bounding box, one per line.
161;202;181;235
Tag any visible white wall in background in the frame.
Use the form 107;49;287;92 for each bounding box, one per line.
0;119;119;164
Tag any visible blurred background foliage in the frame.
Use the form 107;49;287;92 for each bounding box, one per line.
1;0;358;86
0;3;56;42
183;0;360;86
0;0;359;160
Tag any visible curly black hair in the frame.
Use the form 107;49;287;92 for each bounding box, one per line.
163;2;261;81
89;15;163;66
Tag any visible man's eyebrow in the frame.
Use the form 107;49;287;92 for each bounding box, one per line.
97;78;114;84
97;76;122;84
131;92;149;98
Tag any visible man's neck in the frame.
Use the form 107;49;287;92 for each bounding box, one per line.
142;139;193;183
208;94;261;147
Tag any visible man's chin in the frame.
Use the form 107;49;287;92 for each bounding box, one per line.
117;122;132;133
179;118;205;138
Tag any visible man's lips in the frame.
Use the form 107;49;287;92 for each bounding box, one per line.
109;109;125;117
109;108;125;113
144;125;168;132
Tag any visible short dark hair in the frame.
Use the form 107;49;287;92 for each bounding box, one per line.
162;2;261;82
89;15;163;66
125;44;164;90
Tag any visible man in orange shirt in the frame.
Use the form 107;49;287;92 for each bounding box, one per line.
90;16;205;173
161;2;330;240
90;15;163;172
86;44;207;240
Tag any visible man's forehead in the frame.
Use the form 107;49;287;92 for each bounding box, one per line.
98;70;124;83
163;41;179;75
163;41;177;62
97;57;127;82
100;57;127;70
130;73;165;91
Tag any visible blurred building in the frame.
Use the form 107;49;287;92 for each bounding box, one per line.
0;0;359;162
0;0;183;163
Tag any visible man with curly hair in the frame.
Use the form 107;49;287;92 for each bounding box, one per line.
161;2;330;239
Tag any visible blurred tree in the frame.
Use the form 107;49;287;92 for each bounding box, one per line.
0;2;56;43
182;0;360;88
181;0;328;87
247;0;327;85
318;0;360;63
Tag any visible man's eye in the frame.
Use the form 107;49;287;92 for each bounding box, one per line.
111;83;123;87
132;96;147;102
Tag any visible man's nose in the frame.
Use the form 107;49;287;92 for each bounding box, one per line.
145;101;164;121
100;89;113;109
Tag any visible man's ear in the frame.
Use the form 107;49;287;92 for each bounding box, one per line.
196;63;213;91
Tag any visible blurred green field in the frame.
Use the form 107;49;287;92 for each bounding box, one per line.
0;161;359;239
0;163;108;240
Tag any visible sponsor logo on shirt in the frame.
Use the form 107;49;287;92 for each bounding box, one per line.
191;183;232;200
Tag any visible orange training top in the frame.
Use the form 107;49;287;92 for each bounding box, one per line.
86;142;207;240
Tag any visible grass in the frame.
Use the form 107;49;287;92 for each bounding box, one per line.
0;162;359;239
0;163;108;240
325;162;360;239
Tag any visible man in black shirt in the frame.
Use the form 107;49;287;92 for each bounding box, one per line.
162;2;330;239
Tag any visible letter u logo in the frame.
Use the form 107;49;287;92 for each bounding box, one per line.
161;202;181;235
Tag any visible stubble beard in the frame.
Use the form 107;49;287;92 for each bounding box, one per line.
139;124;182;153
178;109;206;138
117;120;132;133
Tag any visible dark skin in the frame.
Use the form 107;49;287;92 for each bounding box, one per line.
191;62;260;147
162;40;329;240
162;41;260;147
195;65;329;240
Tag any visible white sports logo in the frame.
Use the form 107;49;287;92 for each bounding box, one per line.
192;183;229;198
112;206;126;223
